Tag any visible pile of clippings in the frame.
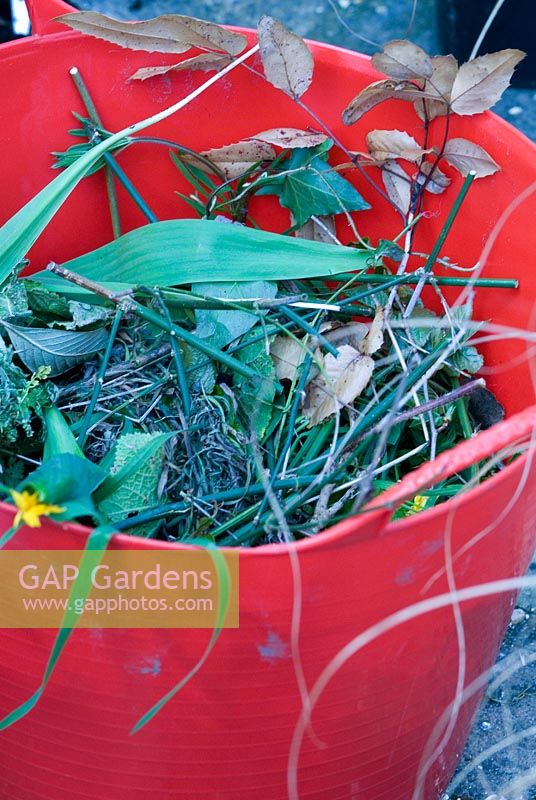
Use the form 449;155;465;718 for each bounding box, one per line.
0;13;524;547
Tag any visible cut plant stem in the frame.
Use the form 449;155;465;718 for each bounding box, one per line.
69;67;122;238
334;272;517;289
279;306;339;357
155;290;191;418
76;307;124;447
404;171;477;318
47;263;267;385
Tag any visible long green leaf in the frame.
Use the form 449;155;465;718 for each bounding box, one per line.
131;541;231;733
0;524;115;732
0;44;260;285
32;219;371;299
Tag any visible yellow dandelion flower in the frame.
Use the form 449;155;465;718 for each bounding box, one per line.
408;495;428;515
10;490;65;529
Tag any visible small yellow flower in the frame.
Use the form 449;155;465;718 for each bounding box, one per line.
408;494;428;515
10;490;65;529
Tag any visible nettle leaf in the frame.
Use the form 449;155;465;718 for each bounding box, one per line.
414;161;451;194
343;79;424;125
414;54;458;121
366;129;428;165
1;319;107;375
0;279;27;320
129;53;232;81
96;432;174;503
443;138;500;178
381;160;411;215
98;433;168;535
251;128;327;149
195;280;277;350
24;281;71;320
269;148;370;227
186;140;276;180
54;301;109;330
450;49;526;116
57;11;247;55
372;39;433;81
257;16;314;98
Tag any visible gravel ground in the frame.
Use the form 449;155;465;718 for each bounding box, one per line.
3;0;536;796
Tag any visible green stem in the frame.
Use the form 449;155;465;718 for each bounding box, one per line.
128;300;266;385
156;291;191;417
77;308;124;447
112;475;314;533
279;306;338;357
424;171;477;275
333;272;518;289
70;66;158;224
69;67;122;238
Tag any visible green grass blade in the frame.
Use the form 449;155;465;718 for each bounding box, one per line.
131;543;231;733
0;524;115;731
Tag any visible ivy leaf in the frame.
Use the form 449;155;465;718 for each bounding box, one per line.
257;16;314;98
57;11;247;55
1;319;108;375
450;49;526;115
129;53;232;81
266;147;370;227
442;138;500;178
372;39;433;81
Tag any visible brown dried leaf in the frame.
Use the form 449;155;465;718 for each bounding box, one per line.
367;129;427;164
414;54;458;121
381;159;411;215
450;49;526;116
304;346;375;426
443;138;500;178
251;128;327;149
296;215;337;244
184;140;276;180
270;336;306;381
57;11;247;55
129;53;232;81
257;15;314;98
359;307;384;354
342;79;425;125
372;39;433;81
414;161;451;194
324;322;369;349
